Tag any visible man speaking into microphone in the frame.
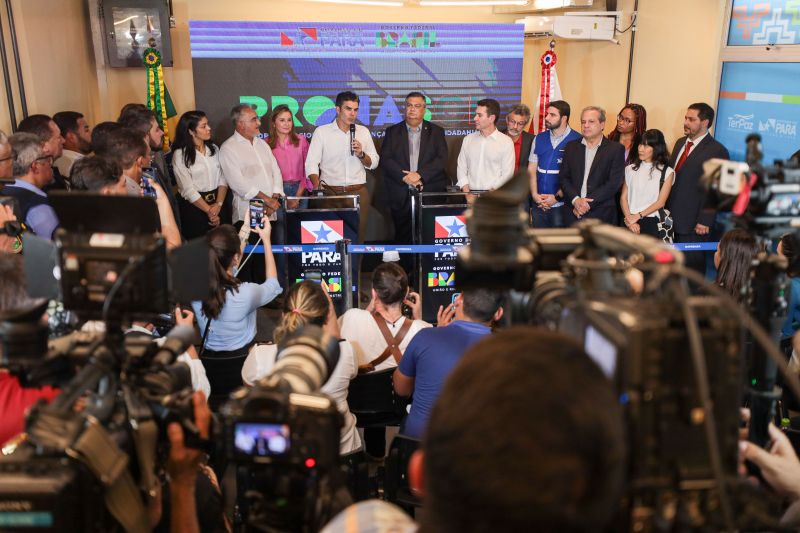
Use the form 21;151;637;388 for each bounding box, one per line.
306;91;379;242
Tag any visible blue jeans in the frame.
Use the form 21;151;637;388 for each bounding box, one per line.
283;181;309;209
531;204;565;228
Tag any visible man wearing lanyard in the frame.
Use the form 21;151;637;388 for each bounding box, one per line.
305;91;380;242
220;104;284;281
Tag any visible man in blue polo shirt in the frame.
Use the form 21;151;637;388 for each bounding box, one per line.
528;100;582;228
393;288;504;438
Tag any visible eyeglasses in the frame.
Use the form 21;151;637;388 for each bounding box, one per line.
617;115;634;124
507;119;529;128
0;156;11;163
35;156;54;165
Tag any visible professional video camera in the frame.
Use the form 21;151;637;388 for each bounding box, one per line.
0;193;209;532
220;325;349;533
702;133;800;238
456;170;799;532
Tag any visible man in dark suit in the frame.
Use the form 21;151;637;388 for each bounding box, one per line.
501;104;535;173
667;102;730;274
558;106;625;226
380;92;448;269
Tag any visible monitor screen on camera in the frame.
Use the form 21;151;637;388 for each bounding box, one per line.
234;422;291;456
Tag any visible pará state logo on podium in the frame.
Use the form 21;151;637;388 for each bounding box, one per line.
300;220;344;243
434;216;467;239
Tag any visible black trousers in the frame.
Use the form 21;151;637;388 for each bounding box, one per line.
391;203;415;281
202;339;255;411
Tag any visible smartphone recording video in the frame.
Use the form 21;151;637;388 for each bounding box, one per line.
249;199;265;229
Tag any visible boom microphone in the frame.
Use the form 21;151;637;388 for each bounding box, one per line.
350;124;356;156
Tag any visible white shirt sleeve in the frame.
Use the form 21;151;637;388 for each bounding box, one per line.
264;147;284;196
242;344;278;385
499;139;516;186
305;130;323;178
176;354;211;399
456;136;470;188
172;149;202;203
359;127;379;170
220;141;261;200
213;147;228;188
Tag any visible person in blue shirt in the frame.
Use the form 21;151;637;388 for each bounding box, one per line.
192;219;282;409
2;133;59;239
393;288;504;438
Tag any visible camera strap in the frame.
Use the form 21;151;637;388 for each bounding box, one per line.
359;313;413;373
123;384;161;506
67;417;150;533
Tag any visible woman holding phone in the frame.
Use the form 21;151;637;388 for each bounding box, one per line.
192;217;281;409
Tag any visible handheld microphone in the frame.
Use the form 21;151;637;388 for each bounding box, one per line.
350;124;356;156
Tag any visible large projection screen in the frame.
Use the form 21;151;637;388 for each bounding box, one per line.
189;21;524;142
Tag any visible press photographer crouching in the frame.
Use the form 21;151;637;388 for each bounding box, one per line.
0;192;224;532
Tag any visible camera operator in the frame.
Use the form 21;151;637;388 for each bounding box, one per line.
741;423;800;527
323;327;626;532
124;306;211;400
0;255;60;446
162;390;216;533
241;280;361;454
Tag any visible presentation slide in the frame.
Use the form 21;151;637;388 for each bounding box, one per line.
189;21;524;140
716;62;800;164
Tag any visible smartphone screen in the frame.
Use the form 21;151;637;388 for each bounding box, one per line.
249;200;265;229
141;173;157;198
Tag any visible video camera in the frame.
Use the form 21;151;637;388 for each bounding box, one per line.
0;193;209;532
220;325;349;533
456;170;797;531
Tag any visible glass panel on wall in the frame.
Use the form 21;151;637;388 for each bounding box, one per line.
728;0;800;46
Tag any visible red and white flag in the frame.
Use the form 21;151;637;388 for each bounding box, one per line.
531;49;562;134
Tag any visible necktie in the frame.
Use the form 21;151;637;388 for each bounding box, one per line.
674;140;693;173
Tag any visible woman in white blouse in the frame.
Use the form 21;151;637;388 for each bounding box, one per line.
171;110;230;240
620;129;675;239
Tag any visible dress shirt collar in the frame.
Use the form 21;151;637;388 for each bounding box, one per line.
233;129;259;146
406;122;422;133
481;128;503;141
686;131;709;146
581;136;602;149
550;126;572;143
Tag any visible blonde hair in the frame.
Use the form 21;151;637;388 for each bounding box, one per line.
273;281;329;344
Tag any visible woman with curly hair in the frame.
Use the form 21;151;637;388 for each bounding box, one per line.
609;103;647;165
